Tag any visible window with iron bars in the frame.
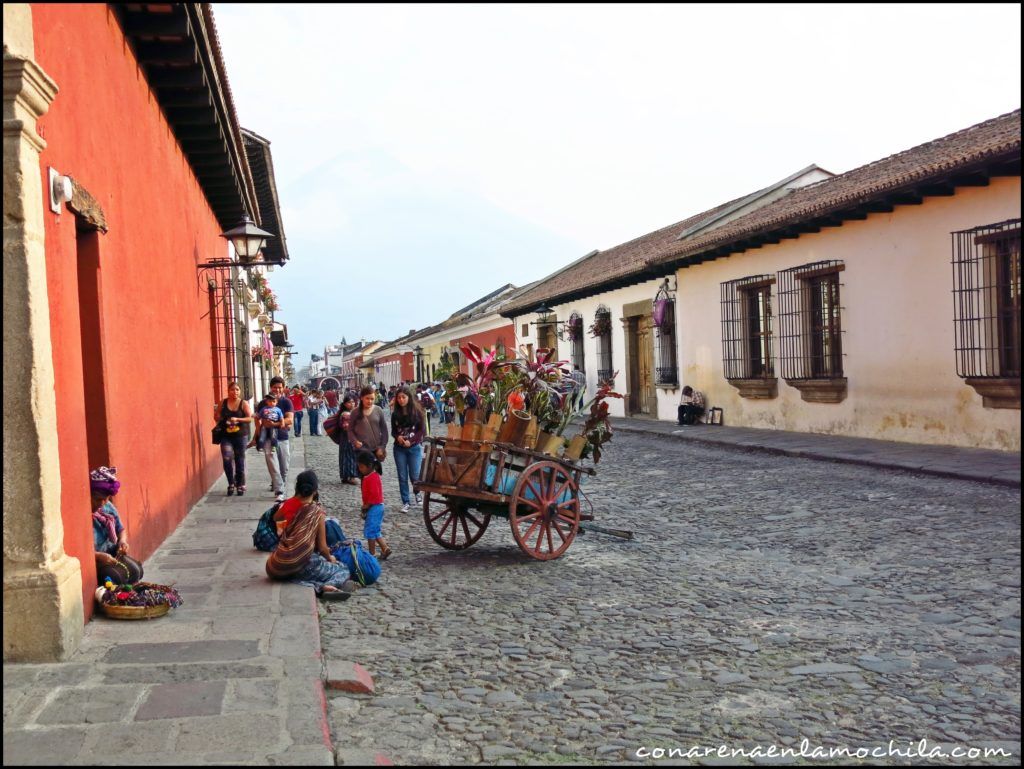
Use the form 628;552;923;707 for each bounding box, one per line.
208;271;255;401
721;275;776;381
654;299;678;386
777;261;845;385
568;312;585;372
594;307;613;383
952;219;1020;409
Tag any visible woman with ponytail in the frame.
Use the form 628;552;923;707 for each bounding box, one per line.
266;470;359;600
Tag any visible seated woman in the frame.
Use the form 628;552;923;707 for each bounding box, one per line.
90;466;144;585
265;470;359;600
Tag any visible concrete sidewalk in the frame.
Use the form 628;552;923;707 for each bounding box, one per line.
610;415;1020;487
3;435;339;766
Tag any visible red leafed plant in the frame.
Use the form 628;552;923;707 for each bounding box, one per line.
576;375;623;463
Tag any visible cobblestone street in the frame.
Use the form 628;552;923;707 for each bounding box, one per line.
306;429;1020;765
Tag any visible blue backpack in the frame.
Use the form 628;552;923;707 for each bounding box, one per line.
325;517;346;548
333;540;382;586
252;505;280;552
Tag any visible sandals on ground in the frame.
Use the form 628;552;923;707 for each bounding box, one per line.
320;587;351;601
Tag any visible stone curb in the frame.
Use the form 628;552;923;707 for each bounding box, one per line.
611;423;1021;488
324;660;375;694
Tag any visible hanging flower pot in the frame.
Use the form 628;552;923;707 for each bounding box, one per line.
588;314;612;338
653;297;672;328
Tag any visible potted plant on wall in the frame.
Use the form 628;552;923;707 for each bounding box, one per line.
566;314;583;342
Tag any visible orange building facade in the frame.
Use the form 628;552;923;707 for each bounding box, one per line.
4;4;282;660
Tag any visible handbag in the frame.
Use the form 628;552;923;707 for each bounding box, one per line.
211;399;229;445
323;412;341;443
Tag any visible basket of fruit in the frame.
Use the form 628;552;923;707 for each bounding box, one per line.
95;580;183;620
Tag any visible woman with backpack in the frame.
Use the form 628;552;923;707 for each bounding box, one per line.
265;470;359;600
349;385;389;469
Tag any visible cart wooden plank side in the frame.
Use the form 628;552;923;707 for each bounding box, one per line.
413;435;596;560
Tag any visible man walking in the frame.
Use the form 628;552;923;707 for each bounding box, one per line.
253;376;294;501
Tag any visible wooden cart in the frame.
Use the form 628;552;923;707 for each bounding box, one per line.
413;435;597;560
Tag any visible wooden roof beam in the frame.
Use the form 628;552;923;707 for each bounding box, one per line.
119;11;190;36
134;40;198;65
146;67;206;89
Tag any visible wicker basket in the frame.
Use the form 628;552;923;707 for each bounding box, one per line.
98;602;171;620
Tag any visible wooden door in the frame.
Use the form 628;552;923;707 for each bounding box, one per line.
627;319;640;414
637;316;655;415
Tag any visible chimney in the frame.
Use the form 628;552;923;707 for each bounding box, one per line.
409;329;415;335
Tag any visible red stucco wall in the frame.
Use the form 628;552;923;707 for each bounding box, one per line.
453;324;515;374
33;5;227;618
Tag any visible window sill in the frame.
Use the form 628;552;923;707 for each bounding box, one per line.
727;378;778;399
965;377;1021;409
785;377;847;403
655;383;679;392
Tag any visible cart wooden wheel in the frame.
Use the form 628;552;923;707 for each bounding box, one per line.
423;493;491;550
509;461;580;560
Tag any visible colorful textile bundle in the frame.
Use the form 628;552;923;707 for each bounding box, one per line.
332;540;381;586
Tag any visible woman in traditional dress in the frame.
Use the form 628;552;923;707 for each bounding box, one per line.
91;466;145;585
337;394;359;485
265;470;358;600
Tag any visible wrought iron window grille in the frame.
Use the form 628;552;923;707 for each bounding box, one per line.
952;219;1021;380
654;297;678;385
721;274;776;380
567;312;585;371
777;261;845;381
593;307;613;378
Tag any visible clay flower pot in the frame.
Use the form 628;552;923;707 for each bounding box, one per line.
497;409;531;446
563;435;588;461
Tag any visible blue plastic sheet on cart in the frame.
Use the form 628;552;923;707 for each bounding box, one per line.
483;464;580;502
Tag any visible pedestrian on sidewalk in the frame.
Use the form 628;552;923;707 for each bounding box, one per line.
349;384;389;469
357;450;392;560
337;394;359;485
324;387;339;416
677;385;706;425
265;470;359;600
249;376;293;502
289;386;305;437
91;466;145;584
306;388;324;436
416;383;435;434
215;381;253;496
392;386;426;513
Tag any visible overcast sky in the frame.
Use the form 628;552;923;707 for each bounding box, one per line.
213;3;1021;369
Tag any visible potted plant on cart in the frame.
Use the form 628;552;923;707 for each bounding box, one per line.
563;376;623;463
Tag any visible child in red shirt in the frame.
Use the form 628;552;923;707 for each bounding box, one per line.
357;450;391;560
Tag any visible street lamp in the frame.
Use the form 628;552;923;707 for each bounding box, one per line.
220;213;274;266
414;345;424;382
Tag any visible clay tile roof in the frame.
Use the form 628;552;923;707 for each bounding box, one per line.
648;108;1021;270
500;197;745;316
502;108;1020;316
